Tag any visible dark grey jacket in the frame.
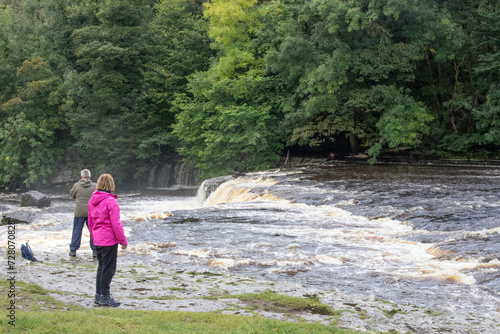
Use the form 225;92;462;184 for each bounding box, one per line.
70;179;96;217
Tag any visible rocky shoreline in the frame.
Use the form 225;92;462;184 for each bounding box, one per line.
4;248;499;334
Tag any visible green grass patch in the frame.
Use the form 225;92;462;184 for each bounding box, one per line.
234;290;343;317
425;309;445;316
70;264;95;269
208;288;230;298
383;308;402;319
8;309;357;334
148;296;177;301
200;296;220;300
0;278;84;312
187;271;221;277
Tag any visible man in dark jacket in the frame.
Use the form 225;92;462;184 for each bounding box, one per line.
69;169;97;257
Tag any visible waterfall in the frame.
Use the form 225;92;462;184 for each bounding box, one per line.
196;175;233;205
174;162;198;186
147;162;199;188
202;176;280;207
148;165;158;187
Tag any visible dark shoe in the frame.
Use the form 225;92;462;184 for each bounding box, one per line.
69;250;76;257
99;294;121;307
95;294;100;305
92;250;97;258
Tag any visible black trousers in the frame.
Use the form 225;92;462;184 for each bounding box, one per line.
95;244;118;296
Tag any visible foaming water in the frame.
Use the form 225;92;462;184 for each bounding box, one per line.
2;163;499;318
120;194;202;222
203;178;281;206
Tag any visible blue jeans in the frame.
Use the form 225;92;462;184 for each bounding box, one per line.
70;217;95;252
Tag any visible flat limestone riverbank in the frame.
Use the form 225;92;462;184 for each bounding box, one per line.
3;248;499;334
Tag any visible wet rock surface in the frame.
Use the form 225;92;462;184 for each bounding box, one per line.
1;211;35;225
4;248;499;334
20;191;52;208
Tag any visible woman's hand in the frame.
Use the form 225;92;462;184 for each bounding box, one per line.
121;244;127;250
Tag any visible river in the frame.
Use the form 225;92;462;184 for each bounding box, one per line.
2;161;499;319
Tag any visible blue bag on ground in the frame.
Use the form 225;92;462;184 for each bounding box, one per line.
21;242;38;262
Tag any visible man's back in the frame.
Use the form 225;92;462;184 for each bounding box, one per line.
70;179;96;217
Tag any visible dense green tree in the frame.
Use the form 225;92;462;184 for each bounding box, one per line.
138;0;213;164
420;0;499;156
0;29;16;103
0;0;73;188
0;0;73;126
174;74;284;178
0;0;74;75
267;0;458;159
65;0;155;179
173;0;285;177
0;57;67;188
469;2;500;149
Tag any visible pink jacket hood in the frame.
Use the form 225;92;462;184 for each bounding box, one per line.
89;189;117;205
88;191;128;247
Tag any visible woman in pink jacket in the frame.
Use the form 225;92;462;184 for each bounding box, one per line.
88;174;127;307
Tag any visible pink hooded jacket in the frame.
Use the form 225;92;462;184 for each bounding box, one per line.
88;191;128;247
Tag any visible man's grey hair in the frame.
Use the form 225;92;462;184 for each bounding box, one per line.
81;169;91;179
